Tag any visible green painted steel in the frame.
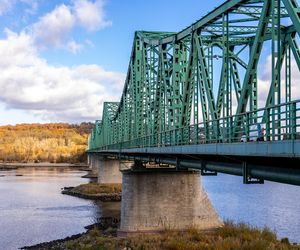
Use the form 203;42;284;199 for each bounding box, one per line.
88;0;300;152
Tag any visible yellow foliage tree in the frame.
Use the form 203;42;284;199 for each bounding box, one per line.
0;123;94;163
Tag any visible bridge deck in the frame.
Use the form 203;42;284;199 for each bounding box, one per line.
97;140;300;159
90;140;300;186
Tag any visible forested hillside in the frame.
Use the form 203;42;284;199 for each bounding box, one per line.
0;123;94;163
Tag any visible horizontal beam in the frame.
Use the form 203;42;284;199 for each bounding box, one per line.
89;152;300;186
93;140;300;158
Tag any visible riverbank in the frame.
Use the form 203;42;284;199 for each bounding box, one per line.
0;162;88;168
22;220;300;250
62;183;122;201
81;171;98;179
0;165;18;171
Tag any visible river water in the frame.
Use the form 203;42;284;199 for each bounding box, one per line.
202;174;300;243
0;167;120;250
0;167;299;250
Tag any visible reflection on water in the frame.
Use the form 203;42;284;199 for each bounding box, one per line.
0;167;299;249
0;167;120;250
202;174;300;243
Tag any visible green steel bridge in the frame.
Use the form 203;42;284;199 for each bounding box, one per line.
88;0;300;185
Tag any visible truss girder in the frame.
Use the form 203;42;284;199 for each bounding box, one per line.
88;0;300;151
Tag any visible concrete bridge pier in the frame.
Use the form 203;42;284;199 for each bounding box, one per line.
119;169;222;235
97;157;122;184
87;154;90;166
88;154;99;176
88;154;123;183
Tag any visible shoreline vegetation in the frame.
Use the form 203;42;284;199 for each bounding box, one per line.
22;220;300;250
62;183;122;201
0;162;89;172
0;162;88;167
0;123;94;163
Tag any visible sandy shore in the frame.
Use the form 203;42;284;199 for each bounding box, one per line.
0;162;89;168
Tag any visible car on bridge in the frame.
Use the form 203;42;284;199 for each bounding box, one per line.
241;124;264;142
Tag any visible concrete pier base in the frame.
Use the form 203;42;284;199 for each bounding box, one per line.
119;169;222;235
98;157;122;184
89;154;99;176
87;154;91;167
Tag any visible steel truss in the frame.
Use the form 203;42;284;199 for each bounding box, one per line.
88;0;300;151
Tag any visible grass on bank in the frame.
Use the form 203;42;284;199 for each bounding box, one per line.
71;183;122;195
64;221;299;250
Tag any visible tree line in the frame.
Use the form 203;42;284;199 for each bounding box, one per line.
0;123;94;163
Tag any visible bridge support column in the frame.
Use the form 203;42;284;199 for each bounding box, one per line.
98;157;122;184
88;154;99;176
119;169;222;235
87;154;90;166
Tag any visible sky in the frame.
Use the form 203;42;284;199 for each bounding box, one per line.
0;0;227;125
0;0;298;125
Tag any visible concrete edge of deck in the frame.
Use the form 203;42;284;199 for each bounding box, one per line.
93;140;300;158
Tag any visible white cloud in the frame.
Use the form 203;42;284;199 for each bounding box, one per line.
67;40;83;54
73;0;112;31
32;4;75;48
29;0;111;51
0;30;124;122
0;0;38;16
20;0;38;14
0;28;39;68
85;39;95;48
0;0;16;16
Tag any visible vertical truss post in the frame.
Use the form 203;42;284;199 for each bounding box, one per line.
194;31;218;141
133;38;144;140
160;43;172;143
153;45;163;145
129;60;136;140
181;35;194;128
208;45;214;90
291;102;297;139
271;0;282;139
164;45;173;132
170;42;186;130
144;46;150;137
158;44;166;145
147;46;159;144
140;42;148;139
181;35;196;143
194;62;199;144
249;43;258;124
285;45;291;105
234;0;272;132
223;12;232;141
285;45;291;136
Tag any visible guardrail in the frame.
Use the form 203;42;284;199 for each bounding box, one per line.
91;100;300;151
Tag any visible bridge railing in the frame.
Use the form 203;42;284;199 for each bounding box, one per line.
97;100;300;151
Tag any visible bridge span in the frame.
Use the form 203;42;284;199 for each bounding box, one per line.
87;0;300;234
